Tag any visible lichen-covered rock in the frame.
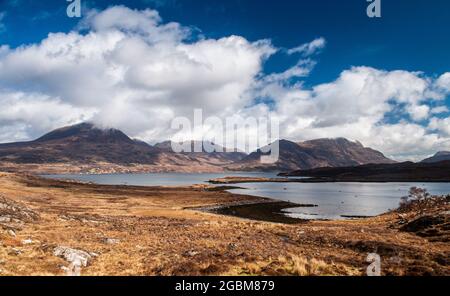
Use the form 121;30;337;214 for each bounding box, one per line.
53;246;93;268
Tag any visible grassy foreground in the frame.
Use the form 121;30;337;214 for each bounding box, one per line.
0;172;448;276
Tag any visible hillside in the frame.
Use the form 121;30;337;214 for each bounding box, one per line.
154;140;246;163
279;161;450;182
228;138;395;172
0;123;160;165
0;123;243;174
421;151;450;163
0;124;397;174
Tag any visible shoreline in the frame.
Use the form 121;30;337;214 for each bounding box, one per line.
40;174;312;224
209;176;450;184
0;171;448;276
40;174;450;223
208;201;316;224
190;199;319;224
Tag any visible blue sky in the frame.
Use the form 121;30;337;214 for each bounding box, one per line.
1;0;449;85
0;0;449;160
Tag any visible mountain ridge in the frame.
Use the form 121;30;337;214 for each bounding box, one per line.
0;122;160;165
0;123;397;174
421;151;450;163
279;161;450;182
228;138;395;172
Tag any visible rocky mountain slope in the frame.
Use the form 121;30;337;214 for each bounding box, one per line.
421;151;450;163
154;140;246;163
0;123;244;173
229;138;395;172
0;123;396;173
0;123;160;165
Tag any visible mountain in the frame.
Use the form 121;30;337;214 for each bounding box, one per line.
421;151;450;163
154;140;246;163
0;123;160;164
0;123;395;174
279;161;450;182
228;138;395;172
0;123;245;174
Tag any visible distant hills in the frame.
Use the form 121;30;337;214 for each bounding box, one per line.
154;140;246;163
0;123;244;173
0;122;412;174
228;138;395;171
421;151;450;163
279;161;450;182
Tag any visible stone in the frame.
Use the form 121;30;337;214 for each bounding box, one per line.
104;238;120;245
8;248;22;256
0;216;11;223
184;250;200;257
53;246;93;268
22;239;33;245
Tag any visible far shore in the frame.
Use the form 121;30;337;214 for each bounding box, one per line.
208;176;450;184
0;172;448;275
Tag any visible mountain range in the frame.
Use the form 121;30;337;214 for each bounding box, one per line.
228;138;395;171
279;161;450;182
0;123;247;173
421;151;450;163
0;122;438;174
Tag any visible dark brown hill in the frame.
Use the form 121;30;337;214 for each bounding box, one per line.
280;161;450;182
229;138;394;172
0;123;160;164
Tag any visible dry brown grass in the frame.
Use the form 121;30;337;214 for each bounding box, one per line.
0;172;448;276
232;254;360;276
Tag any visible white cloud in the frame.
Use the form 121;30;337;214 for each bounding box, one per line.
0;6;449;161
0;90;94;142
260;66;450;160
0;6;275;140
272;67;433;127
79;6;188;44
431;106;449;114
429;117;450;137
0;45;9;57
436;72;450;91
407;104;430;121
264;59;315;83
287;37;326;56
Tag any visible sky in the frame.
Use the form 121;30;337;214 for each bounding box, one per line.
0;0;449;160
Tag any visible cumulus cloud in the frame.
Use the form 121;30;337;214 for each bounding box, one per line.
270;66;435;126
431;106;449;114
0;6;449;161
407;104;430;121
0;6;275;141
436;72;450;92
258;66;450;160
0;90;94;142
429;117;450;137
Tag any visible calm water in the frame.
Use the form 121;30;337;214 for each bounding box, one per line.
228;182;450;220
44;172;274;186
45;173;450;220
